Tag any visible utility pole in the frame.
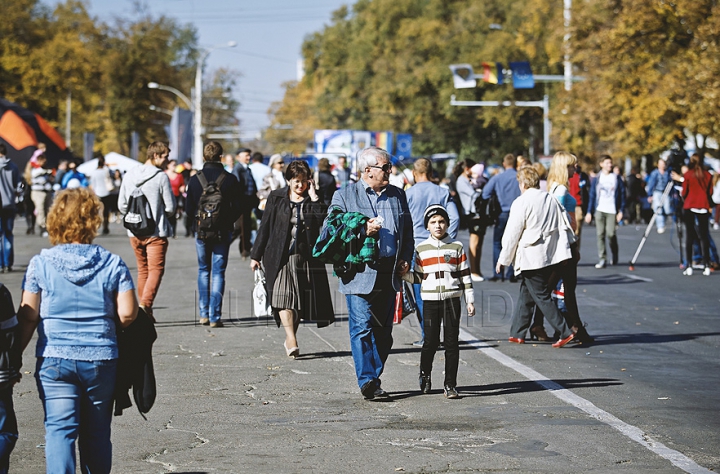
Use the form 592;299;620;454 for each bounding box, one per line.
65;90;71;149
564;0;572;91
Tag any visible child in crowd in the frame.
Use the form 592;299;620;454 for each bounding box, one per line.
0;283;20;473
404;204;475;399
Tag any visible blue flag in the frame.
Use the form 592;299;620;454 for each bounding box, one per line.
509;61;534;89
396;134;412;160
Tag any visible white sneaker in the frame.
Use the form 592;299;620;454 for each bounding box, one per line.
703;267;711;276
714;223;720;230
595;260;606;269
657;227;665;234
471;273;484;282
683;267;693;276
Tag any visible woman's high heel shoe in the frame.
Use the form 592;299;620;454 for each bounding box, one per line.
529;326;552;342
284;341;300;358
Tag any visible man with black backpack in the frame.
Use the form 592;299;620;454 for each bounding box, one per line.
186;141;242;328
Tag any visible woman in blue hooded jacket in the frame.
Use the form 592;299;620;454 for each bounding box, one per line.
17;188;138;474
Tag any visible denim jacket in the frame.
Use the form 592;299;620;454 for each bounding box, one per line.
23;244;134;360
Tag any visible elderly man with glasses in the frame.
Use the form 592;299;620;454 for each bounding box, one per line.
324;147;413;400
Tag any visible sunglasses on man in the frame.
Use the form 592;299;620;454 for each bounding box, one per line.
368;163;392;173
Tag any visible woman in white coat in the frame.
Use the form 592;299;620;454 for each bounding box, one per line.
496;166;577;348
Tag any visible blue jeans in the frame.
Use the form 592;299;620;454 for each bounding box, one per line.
196;233;231;322
35;357;117;474
0;389;18;474
0;210;14;269
652;190;673;230
346;270;395;390
413;283;424;340
492;211;513;278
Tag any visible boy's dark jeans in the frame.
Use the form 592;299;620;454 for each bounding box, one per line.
0;388;17;474
420;298;461;388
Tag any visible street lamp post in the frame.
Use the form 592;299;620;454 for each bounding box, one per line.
193;41;237;170
147;82;193;110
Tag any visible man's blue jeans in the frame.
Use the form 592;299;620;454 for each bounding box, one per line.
0;388;18;474
492;211;513;278
346;271;395;390
413;283;424;340
35;357;117;474
196;233;231;323
0;210;15;269
652;190;673;230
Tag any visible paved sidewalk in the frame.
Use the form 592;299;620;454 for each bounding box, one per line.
5;220;714;473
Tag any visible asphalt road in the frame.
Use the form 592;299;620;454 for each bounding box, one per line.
6;217;719;473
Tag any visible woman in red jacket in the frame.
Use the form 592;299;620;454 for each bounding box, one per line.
681;153;713;276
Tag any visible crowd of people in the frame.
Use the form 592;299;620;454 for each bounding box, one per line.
0;139;718;473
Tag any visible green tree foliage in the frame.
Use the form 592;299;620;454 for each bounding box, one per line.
0;0;200;157
269;0;720;163
267;0;568;161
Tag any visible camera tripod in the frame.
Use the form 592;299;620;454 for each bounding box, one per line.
628;180;682;271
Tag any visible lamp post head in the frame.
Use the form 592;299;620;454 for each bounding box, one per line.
148;82;159;89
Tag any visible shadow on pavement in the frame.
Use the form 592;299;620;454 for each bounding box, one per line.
584;332;720;346
385;378;622;401
461;378;623;397
577;274;643;285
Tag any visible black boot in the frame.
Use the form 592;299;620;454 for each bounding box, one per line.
419;373;431;394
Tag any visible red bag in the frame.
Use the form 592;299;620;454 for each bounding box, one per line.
393;292;403;324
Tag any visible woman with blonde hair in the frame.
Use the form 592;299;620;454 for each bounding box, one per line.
544;151;593;343
17;188;138;474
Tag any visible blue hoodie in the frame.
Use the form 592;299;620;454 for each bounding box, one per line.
23;244;134;360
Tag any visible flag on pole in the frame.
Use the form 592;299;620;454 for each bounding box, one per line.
481;62;503;85
509;61;535;89
373;132;394;155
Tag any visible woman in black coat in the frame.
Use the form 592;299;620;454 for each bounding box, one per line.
250;160;335;358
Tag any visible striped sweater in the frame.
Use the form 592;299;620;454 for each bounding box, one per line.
404;234;474;303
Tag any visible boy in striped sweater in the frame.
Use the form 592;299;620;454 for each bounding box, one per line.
404;204;475;399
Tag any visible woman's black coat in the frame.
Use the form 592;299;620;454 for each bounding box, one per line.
250;187;335;327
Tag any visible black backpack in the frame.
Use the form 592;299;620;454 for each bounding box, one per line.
195;171;227;241
474;192;502;226
123;171;161;237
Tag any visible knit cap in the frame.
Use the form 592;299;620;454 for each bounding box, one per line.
424;204;449;228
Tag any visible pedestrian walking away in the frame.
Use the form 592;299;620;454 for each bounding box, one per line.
87;155;115;235
482;153;521;281
585;154;625;268
454;159;487;282
320;146;413;400
16;188;138;474
405;157;460;347
497;167;577;348
232;148;259;259
0;145;20;273
251;160;335;357
185;141;243;328
118;141;176;320
404;204;474;399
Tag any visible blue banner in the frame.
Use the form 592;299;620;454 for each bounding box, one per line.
509;61;534;89
396;133;412;160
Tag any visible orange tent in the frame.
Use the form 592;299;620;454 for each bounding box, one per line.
0;98;72;168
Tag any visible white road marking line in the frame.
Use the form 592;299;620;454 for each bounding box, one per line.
458;328;711;474
621;273;654;282
307;327;339;352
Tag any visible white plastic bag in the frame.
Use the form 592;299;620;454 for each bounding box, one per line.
253;269;271;317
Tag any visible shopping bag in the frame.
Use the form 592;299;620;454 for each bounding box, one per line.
394;282;417;324
393;291;403;324
253;269;271;317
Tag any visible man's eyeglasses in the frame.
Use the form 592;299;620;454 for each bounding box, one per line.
368;163;392;173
